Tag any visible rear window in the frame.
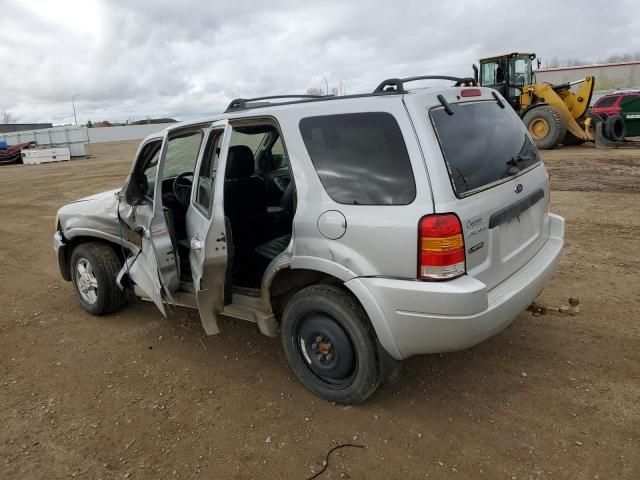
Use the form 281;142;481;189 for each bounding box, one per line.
430;101;540;197
595;96;617;108
299;112;416;205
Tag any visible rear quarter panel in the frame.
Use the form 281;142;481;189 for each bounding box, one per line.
272;96;435;280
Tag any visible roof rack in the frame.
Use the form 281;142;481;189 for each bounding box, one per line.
221;76;479;113
225;94;331;112
373;76;478;94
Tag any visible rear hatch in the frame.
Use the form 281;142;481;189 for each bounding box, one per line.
411;90;550;290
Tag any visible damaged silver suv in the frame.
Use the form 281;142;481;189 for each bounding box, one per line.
53;76;564;404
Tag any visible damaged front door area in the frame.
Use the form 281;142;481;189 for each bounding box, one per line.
117;122;231;334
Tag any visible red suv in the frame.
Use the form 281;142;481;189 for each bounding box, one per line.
593;92;640;137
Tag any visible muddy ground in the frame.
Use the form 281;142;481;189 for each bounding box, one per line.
0;141;638;479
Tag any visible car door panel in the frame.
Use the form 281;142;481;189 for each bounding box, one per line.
117;135;178;314
118;129;209;315
185;120;231;334
124;235;168;314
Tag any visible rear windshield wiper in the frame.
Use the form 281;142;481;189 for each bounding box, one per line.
504;155;532;177
437;95;454;115
492;91;505;109
507;155;532;167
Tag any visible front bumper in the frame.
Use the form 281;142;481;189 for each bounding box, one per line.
53;231;71;281
346;214;565;360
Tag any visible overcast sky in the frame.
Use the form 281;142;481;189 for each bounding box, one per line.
1;0;639;125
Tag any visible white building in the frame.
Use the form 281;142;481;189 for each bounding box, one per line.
536;61;640;91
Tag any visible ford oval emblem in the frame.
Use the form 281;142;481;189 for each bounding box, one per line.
515;183;523;193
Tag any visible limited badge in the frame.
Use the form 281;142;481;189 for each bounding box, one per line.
468;241;484;254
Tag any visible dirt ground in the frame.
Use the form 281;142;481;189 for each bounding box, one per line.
1;141;638;479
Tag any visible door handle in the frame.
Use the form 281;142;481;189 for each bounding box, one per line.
190;237;203;251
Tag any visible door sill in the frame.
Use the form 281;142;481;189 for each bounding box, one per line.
231;285;261;297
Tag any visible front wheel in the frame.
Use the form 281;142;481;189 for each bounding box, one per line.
70;242;126;316
522;106;567;150
280;285;381;404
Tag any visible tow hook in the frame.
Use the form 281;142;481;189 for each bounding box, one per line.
527;297;580;316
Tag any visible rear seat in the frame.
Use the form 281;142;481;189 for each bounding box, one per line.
255;235;291;261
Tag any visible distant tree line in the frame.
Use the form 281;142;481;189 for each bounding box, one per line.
306;86;340;96
1;111;16;124
544;52;640;68
86;118;177;127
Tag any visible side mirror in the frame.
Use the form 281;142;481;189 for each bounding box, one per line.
123;174;150;206
272;154;286;170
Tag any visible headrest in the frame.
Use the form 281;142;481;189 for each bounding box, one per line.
226;145;255;179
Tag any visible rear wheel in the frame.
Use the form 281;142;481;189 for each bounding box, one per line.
70;242;126;316
280;284;381;404
604;115;626;142
522;106;567;150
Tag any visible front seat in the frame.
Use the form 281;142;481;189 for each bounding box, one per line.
224;145;269;264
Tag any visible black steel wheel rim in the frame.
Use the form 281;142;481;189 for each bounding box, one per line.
293;311;358;388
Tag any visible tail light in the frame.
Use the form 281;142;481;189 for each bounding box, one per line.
418;214;466;281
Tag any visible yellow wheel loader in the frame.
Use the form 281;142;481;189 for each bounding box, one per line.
473;52;628;149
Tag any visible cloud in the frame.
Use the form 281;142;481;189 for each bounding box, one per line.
1;0;639;124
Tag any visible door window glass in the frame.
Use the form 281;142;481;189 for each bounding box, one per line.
140;141;161;200
195;130;224;214
229;131;267;153
163;131;204;180
270;137;288;171
595;96;616;108
481;61;506;85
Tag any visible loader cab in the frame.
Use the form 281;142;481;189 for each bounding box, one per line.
478;52;536;110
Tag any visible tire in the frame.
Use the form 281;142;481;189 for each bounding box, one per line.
70;242;126;316
561;131;586;146
604;115;626;142
280;284;381;404
522;106;567;150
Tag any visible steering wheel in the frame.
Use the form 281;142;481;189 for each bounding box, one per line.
173;172;194;207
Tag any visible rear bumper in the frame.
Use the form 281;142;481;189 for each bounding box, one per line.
346;213;565;360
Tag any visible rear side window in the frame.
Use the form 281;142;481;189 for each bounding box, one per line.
595;96;617;108
430;101;540;197
299;113;415;205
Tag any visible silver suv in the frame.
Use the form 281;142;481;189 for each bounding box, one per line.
53;76;564;403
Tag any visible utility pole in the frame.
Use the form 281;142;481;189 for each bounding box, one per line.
322;76;329;95
72;95;79;125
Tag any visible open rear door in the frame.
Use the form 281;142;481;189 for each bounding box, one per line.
185;120;231;334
